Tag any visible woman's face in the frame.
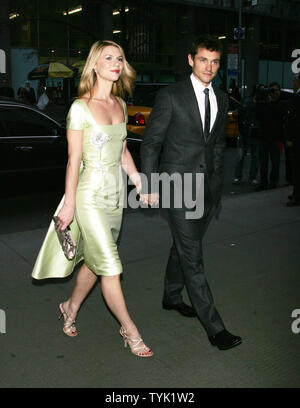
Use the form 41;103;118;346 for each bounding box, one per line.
94;45;124;82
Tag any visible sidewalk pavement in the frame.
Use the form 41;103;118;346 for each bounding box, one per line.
1;184;300;388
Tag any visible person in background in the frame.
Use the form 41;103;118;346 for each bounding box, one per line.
255;82;285;191
37;80;46;100
24;81;36;104
18;81;36;105
55;81;64;103
233;84;261;185
228;78;241;102
0;79;14;98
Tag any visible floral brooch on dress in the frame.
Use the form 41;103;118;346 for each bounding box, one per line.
90;129;111;150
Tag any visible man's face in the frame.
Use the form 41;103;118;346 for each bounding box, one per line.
188;47;221;86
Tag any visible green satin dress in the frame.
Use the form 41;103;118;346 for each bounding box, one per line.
32;98;127;279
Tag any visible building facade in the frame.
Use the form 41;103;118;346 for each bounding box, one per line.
1;0;300;96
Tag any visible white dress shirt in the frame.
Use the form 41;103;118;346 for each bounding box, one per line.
190;73;218;132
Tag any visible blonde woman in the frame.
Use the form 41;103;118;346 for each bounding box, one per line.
32;40;153;358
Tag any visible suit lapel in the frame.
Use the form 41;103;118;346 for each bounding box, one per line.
180;79;226;143
208;85;225;141
181;78;205;142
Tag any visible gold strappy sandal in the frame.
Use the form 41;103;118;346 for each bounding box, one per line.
119;327;153;357
58;303;78;337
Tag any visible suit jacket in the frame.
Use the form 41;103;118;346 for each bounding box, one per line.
140;78;228;208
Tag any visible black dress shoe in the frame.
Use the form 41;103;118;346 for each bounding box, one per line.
208;329;242;350
286;198;300;207
162;301;197;317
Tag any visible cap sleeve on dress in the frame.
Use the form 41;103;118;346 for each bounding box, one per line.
66;99;86;130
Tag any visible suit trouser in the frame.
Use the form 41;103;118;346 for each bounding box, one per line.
163;186;225;336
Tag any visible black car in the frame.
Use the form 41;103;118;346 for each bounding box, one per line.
0;97;142;195
0;97;68;195
0;98;67;174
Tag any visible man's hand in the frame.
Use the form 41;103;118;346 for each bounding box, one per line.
139;193;159;206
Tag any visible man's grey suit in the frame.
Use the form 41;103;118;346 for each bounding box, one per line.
141;78;229;336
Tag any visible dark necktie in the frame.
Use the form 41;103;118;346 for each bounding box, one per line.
203;88;210;141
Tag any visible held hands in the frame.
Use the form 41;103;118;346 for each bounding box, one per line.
139;193;159;206
130;172;159;207
56;204;74;231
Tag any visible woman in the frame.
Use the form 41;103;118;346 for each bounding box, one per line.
32;40;153;358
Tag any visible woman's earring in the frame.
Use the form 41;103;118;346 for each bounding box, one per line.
94;68;97;74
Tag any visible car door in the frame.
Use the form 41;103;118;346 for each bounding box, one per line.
0;104;67;175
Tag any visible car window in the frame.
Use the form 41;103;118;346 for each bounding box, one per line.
0;106;59;137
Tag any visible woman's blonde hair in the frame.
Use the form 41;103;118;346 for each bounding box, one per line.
78;40;136;99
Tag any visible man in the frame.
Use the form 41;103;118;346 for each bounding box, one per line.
286;73;300;207
233;85;260;186
19;81;36;105
140;36;242;350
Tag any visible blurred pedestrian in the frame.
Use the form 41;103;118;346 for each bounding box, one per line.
140;35;242;351
24;81;36;104
233;84;261;185
255;82;285;191
286;73;300;206
229;78;241;102
280;91;293;186
18;81;36;105
37;80;46;100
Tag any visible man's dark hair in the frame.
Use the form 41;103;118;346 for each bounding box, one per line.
189;35;223;58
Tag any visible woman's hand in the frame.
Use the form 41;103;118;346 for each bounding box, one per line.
56;204;75;231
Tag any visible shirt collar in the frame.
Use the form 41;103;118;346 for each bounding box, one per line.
190;73;213;94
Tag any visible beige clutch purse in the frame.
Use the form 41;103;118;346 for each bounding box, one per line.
53;216;76;260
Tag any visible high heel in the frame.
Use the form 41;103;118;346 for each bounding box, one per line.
119;327;153;357
58;303;78;337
